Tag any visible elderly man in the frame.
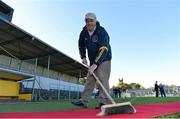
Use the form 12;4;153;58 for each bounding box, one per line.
72;12;112;109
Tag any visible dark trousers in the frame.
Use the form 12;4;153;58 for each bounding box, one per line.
160;91;166;97
156;91;159;97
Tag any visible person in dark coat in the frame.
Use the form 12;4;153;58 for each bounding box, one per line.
159;83;166;97
154;81;159;97
117;87;121;98
95;87;100;98
72;12;112;109
113;87;117;98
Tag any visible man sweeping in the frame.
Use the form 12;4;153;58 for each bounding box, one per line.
72;12;112;109
72;13;136;116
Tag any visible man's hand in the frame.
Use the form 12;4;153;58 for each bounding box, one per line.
88;64;97;75
82;58;88;66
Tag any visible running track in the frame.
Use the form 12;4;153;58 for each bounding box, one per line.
0;101;180;118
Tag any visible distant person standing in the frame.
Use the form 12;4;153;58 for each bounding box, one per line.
154;81;159;97
117;87;121;98
113;87;118;98
95;87;100;99
159;83;166;97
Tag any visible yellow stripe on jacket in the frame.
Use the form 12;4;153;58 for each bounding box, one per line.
95;46;108;63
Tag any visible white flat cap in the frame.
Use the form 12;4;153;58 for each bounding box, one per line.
85;12;97;21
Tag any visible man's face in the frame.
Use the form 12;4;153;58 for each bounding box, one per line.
85;19;96;31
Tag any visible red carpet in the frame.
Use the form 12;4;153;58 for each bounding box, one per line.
0;101;180;118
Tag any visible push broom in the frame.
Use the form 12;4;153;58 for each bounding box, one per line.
92;73;136;116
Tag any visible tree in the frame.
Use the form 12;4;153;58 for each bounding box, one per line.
113;78;143;90
134;83;141;89
130;83;142;89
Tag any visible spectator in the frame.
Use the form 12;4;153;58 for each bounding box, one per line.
113;87;118;98
159;83;166;97
117;87;121;98
154;81;159;97
95;87;100;98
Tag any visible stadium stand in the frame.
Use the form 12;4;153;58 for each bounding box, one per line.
0;0;91;101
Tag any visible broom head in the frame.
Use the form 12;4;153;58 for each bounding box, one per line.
97;102;136;116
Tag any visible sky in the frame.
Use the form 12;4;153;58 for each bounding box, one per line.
4;0;180;88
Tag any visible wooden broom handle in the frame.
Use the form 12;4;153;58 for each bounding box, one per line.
92;73;116;104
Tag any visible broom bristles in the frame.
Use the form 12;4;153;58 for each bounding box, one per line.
97;102;136;116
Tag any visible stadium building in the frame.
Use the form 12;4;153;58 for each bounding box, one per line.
0;1;90;101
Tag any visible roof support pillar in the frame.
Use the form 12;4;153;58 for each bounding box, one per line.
47;55;51;78
58;72;61;100
78;70;82;83
32;58;38;101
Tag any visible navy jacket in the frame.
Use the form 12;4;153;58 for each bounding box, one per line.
78;21;112;66
154;84;159;91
